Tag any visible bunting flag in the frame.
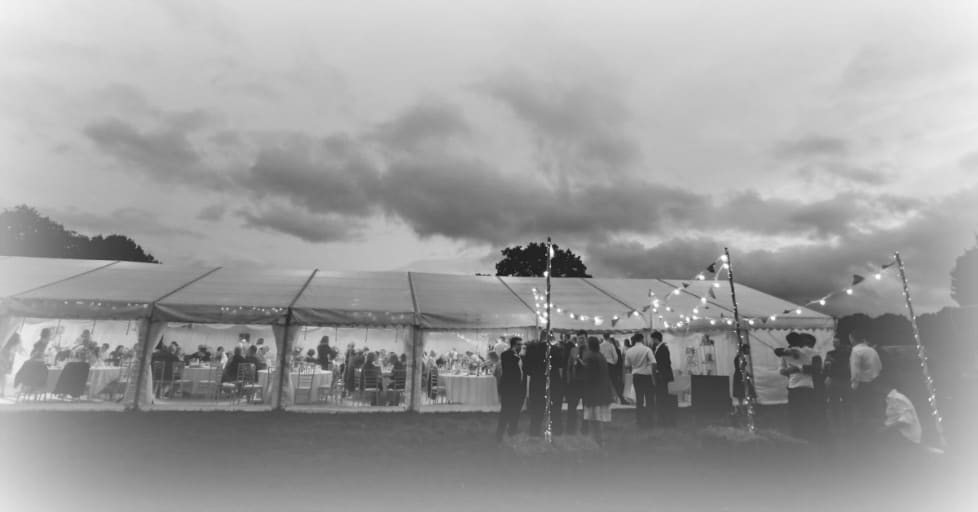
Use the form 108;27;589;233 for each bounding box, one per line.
708;288;717;299
682;282;690;288
706;263;717;273
881;261;895;269
851;274;865;286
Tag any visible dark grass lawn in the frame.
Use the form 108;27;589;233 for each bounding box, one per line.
1;408;973;512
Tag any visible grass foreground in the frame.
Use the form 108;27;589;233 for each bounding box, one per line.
0;409;973;512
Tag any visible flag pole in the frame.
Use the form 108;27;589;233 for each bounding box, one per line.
724;248;757;433
894;252;947;448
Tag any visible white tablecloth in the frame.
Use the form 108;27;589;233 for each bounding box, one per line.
179;367;333;398
44;367;125;395
439;374;499;407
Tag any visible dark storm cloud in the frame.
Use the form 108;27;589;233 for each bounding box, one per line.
773;136;849;160
234;134;380;218
587;186;978;315
237;205;365;243
83;116;227;188
478;71;641;176
369;100;471;152
54;207;204;239
196;204;227;222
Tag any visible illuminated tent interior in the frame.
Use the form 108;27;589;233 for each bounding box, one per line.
0;256;834;409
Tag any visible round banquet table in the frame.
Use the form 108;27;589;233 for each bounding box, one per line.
44;366;125;396
439;374;499;407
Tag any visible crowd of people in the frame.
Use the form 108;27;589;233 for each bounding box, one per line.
770;326;927;452
492;330;674;445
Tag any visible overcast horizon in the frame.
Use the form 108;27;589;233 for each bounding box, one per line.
3;0;978;316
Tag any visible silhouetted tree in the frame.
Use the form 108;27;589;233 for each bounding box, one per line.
0;205;159;263
495;242;591;278
950;242;978;306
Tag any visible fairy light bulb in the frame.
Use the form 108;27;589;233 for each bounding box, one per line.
713;283;721;289
720;254;728;262
709;319;717;326
696;274;705;280
819;299;827;306
846;288;854;295
874;273;882;280
795;309;802;315
700;297;708;304
673;289;681;296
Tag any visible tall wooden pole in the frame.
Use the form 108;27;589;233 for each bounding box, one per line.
274;308;293;412
724;248;756;433
894;252;947;447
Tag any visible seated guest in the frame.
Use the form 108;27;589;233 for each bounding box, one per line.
389;353;404;372
108;345;127;366
222;347;247;383
30;328;53;361
186;345;211;363
304;349;318;364
245;345;268;371
214;346;228;366
360;352;381;390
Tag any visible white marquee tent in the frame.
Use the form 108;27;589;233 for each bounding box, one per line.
0;256;835;409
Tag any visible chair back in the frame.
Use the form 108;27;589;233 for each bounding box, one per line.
151;361;164;380
237;363;256;384
362;367;380;389
391;368;407;390
428;367;440;388
296;371;314;388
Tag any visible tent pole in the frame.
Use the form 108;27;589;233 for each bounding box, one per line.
724;248;756;433
129;305;157;412
274;308;294;412
894;252;947;448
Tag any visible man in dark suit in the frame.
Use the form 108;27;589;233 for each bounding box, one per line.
496;336;525;442
651;330;676;427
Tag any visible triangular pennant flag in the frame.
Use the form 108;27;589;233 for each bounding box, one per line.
611;317;619;327
882;261;895;269
706;263;717;273
682;282;690;288
708;288;717;299
641;305;651;312
852;274;865;286
761;317;768;324
720;312;726;318
782;309;791;315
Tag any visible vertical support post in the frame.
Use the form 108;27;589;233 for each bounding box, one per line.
723;248;757;433
274;308;293;412
894;252;947;448
129;305;156;412
544;237;554;443
408;324;422;412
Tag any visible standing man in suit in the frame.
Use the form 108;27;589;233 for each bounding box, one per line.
651;331;675;427
496;336;526;443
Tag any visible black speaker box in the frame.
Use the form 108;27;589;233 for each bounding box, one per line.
691;375;731;412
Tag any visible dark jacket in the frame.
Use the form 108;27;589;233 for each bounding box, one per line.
653;342;674;383
498;349;525;400
582;351;614;407
222;355;247;383
317;344;337;369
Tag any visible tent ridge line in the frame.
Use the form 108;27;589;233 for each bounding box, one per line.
496;276;536;314
406;272;420;324
11;259;120;298
153;266;223;304
287;269;319;309
579;277;639;312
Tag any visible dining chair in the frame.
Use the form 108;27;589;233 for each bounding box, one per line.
294;369;314;404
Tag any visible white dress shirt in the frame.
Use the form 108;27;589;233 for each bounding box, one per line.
624;344;655;376
885;389;922;444
780;346;816;389
493;341;509;356
850;342;882;387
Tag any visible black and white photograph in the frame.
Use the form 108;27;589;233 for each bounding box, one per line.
1;1;976;511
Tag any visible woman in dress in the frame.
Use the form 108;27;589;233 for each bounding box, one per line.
1;333;22;397
582;336;615;446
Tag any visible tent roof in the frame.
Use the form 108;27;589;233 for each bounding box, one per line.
0;256;834;330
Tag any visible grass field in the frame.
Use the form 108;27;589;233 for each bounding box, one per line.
1;408;973;512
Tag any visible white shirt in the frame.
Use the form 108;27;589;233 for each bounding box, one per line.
493;342;508;356
599;339;619;365
850;343;882;387
624;344;655;376
780;346;816;389
885;389;921;444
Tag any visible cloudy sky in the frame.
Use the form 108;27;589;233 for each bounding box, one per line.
2;0;977;315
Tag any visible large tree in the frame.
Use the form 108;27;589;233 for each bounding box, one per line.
0;205;159;263
495;242;591;278
950;242;978;307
